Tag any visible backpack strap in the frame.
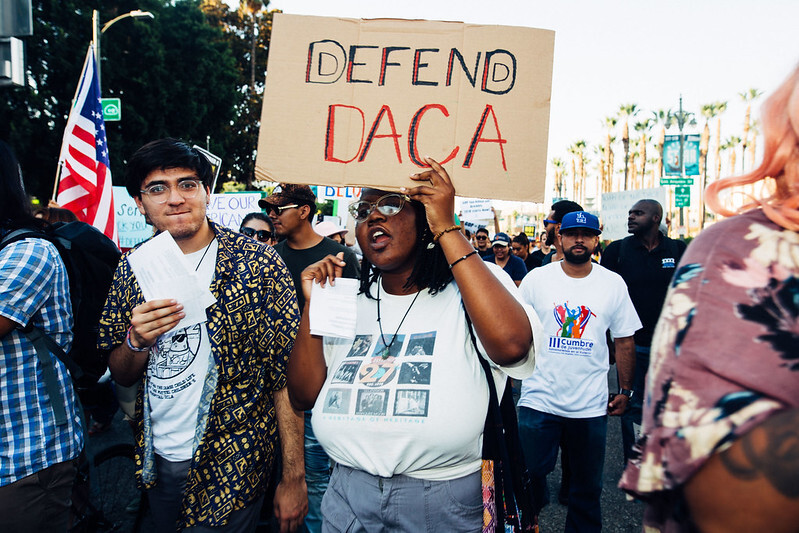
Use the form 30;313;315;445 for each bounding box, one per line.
21;326;70;426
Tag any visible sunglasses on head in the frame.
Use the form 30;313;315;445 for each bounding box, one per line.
240;227;273;242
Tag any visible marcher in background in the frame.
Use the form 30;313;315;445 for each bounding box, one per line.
518;211;640;532
601;199;686;465
620;62;799;532
98;139;306;532
474;226;492;257
313;220;349;246
512;232;543;271
34;206;79;223
287;158;539;531
484;231;527;285
260;184;360;533
0;140;84;531
541;200;583;265
240;211;277;246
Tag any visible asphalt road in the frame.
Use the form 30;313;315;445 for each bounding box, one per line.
86;368;643;532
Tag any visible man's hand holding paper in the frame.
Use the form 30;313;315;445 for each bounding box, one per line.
126;231;217;335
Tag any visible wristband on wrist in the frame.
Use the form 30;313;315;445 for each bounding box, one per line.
432;225;460;242
125;327;151;353
448;249;478;269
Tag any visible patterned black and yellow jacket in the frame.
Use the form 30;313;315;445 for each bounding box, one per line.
98;220;300;529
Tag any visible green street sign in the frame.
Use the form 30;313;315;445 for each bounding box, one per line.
661;176;694;186
675;186;691;207
101;98;121;122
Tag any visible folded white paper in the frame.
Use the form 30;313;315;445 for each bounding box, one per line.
126;231;216;330
309;278;358;338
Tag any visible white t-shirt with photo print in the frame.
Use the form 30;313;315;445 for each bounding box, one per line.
312;263;541;481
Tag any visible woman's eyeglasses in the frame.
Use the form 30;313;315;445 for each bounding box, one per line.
348;193;408;222
240;227;273;242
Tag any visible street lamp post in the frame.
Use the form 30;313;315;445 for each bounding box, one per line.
92;9;154;94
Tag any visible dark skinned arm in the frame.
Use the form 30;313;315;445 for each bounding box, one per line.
608;335;634;416
404;158;533;366
684;408;799;532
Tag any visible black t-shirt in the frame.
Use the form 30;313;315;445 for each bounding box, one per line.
274;237;361;310
601;234;686;346
526;250;545;270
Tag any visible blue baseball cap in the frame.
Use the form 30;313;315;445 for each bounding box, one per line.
492;232;511;247
559;211;601;235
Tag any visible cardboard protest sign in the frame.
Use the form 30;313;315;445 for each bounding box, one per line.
257;14;554;202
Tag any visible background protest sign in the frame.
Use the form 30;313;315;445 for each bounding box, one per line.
113;187;262;249
600;187;667;241
256;14;554;202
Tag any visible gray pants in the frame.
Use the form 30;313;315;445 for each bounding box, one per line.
321;463;482;532
149;454;264;533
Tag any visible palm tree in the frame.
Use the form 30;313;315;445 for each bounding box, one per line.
651;108;672;182
714;101;728;181
723;136;742;175
618;104;639;189
568;140;588;204
603;116;618;193
634;119;653;188
551;157;566;198
739;88;764;172
592;142;606;197
699;102;721;228
748;120;760;169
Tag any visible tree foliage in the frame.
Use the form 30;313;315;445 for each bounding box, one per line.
0;0;240;199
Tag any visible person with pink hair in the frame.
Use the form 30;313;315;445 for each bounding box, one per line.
619;65;799;531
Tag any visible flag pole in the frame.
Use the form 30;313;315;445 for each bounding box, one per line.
52;46;93;203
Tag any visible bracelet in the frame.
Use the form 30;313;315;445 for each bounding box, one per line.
448;250;478;269
432;225;460;242
125;327;151;353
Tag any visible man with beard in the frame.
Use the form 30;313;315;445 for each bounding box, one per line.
541;200;583;265
517;211;641;532
600;199;686;465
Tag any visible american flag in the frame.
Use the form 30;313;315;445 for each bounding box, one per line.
57;45;118;245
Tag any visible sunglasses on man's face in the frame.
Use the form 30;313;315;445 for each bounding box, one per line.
475;235;488;240
240;227;273;242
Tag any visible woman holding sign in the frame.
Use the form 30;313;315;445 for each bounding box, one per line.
287;157;540;531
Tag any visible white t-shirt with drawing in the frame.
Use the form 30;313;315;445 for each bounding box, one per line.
312;263;541;481
517;261;641;418
148;240;217;461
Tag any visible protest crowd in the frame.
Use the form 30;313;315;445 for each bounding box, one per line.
3;9;799;533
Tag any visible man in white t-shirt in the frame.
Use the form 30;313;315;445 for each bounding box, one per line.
518;211;641;532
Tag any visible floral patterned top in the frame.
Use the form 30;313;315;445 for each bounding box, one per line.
98;221;300;529
619;209;799;531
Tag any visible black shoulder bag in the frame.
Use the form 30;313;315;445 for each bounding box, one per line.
465;312;538;533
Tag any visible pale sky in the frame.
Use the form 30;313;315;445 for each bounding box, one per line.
261;0;799;207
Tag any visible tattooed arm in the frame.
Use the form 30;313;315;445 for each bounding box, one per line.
684;408;799;532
